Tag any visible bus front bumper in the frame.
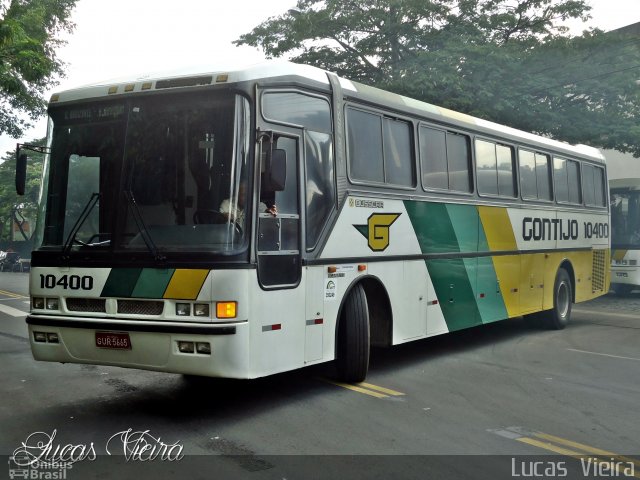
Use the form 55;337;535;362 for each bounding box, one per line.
26;315;250;378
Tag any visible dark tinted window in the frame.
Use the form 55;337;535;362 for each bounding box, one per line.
347;108;414;186
419;127;447;189
305;131;335;248
520;149;551;201
583;164;606;207
383;117;414;186
447;133;472;192
347;109;384;183
475;139;515;197
554;157;581;204
263;92;331;133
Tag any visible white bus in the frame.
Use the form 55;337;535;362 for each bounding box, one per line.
610;178;640;295
17;61;610;383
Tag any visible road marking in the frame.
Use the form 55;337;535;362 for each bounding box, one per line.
567;348;640;362
0;289;27;299
358;382;405;396
0;303;28;317
534;432;640;468
320;379;405;399
491;427;640;478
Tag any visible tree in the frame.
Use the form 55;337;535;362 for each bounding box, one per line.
236;0;640;155
0;139;44;242
0;0;77;138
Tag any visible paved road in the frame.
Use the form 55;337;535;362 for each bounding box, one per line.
1;272;639;479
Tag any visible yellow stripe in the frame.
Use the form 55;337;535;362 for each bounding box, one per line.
322;379;389;398
163;269;209;300
477;206;517;251
519;435;640;478
534;432;640;468
0;289;27;299
358;382;405;396
517;436;584;456
613;249;628;262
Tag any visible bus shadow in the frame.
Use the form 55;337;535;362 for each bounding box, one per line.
87;316;546;422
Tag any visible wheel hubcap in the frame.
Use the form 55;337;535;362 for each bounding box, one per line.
557;282;569;318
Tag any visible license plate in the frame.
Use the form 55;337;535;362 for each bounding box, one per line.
95;331;131;350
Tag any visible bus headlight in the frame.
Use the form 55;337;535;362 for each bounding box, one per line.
194;303;209;317
32;297;45;309
176;303;190;316
46;298;59;310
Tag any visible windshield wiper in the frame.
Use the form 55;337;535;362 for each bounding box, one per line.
62;193;102;257
124;191;166;262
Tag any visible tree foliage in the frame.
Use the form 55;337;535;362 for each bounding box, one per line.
0;0;76;138
0;138;43;241
236;0;640;155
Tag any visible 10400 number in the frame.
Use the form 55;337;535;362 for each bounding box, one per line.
40;274;93;290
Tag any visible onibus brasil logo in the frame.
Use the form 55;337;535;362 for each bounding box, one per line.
353;213;401;252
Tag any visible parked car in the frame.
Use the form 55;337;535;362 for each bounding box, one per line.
0;251;21;272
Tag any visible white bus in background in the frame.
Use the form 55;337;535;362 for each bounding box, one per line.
610;178;640;295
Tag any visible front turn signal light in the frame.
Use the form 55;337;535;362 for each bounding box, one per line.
216;301;237;319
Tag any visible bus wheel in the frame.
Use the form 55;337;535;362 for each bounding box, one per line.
541;268;572;330
336;283;370;383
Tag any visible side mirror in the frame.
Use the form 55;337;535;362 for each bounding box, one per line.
263;148;287;192
15;150;27;196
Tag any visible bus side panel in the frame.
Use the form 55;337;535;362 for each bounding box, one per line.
247;270;306;378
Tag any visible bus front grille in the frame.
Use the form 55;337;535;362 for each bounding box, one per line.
117;300;164;316
66;298;107;313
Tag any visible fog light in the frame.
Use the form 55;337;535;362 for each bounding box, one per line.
176;303;190;316
34;332;47;343
177;341;195;353
216;301;237;319
196;342;211;354
194;303;209;317
33;297;45;309
46;298;59;310
46;332;59;343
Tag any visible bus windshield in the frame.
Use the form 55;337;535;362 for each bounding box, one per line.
611;189;640;247
41;92;251;256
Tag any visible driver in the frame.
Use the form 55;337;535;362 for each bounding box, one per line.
219;182;277;225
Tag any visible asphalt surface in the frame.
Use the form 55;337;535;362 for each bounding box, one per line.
1;272;639;479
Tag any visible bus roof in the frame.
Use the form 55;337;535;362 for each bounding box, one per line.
50;60;604;163
610;178;640;190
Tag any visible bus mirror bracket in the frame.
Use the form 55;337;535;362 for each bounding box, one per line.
15;143;50;196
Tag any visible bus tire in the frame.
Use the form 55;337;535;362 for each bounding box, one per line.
541;268;572;330
336;283;370;383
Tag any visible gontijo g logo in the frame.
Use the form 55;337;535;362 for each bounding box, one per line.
354;213;401;252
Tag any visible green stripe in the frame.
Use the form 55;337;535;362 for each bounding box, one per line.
131;269;175;298
101;268;142;297
404;200;508;330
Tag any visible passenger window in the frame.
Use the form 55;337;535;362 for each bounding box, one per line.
347;108;414;187
554;157;581;204
475;139;515;197
347;109;384;183
383;117;415;187
420;126;472;193
583;164;606;207
519;149;551;201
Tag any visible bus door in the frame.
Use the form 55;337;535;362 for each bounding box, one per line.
256;133;302;288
